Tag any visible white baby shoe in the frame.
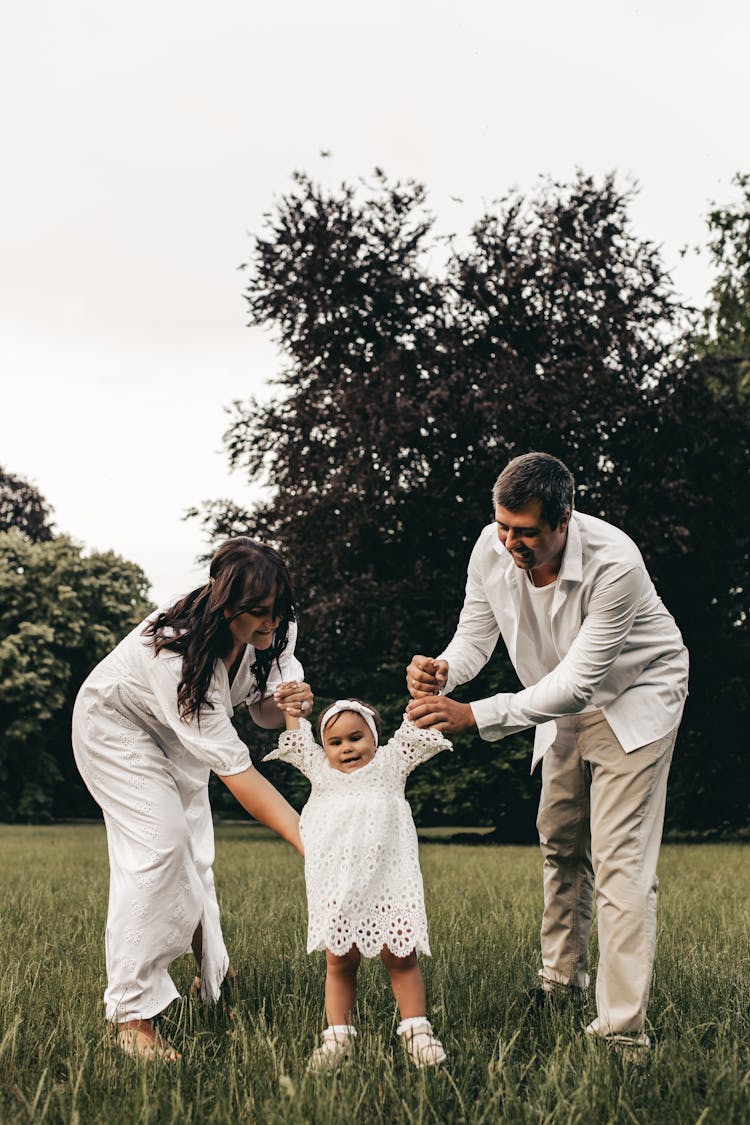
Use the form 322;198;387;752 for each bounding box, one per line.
397;1017;447;1068
307;1025;357;1073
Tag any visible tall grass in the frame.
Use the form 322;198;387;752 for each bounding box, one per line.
1;825;748;1123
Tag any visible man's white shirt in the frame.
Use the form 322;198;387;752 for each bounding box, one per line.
438;511;689;770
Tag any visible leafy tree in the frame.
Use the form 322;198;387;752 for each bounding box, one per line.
698;173;750;398
195;170;747;835
0;465;54;542
0;532;152;821
650;175;750;831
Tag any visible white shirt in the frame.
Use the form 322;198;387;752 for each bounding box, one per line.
77;616;305;780
438;512;689;770
519;575;559;681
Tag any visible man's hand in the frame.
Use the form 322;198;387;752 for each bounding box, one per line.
406;655;449;699
406;694;476;734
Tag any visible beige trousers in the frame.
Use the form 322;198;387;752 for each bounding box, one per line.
536;710;677;1035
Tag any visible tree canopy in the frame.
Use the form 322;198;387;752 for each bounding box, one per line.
193;169;749;836
0;532;152;821
0;465;54;542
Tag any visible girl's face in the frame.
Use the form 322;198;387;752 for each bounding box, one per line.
224;583;281;650
322;711;377;773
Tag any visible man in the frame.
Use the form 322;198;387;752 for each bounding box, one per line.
406;451;688;1053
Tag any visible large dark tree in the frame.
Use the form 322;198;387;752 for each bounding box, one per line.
0;465;54;542
195;170;748;835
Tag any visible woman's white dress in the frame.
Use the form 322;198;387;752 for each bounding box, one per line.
72;617;303;1022
263;717;451;958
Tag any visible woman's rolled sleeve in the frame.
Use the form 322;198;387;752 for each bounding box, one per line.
144;649;251;774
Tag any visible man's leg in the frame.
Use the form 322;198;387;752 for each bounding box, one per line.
536;718;594;992
582;715;677;1038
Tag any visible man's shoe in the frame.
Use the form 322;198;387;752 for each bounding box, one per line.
585;1024;651;1063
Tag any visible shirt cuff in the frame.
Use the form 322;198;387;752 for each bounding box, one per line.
469;696;508;742
435;651;456;695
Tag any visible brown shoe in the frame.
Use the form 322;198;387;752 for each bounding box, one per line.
115;1019;181;1063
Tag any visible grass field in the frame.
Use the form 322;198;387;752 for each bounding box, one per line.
1;825;749;1124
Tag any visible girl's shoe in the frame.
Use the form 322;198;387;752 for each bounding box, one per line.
307;1025;357;1072
397;1017;447;1068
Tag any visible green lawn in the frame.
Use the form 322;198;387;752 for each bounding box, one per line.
1;825;748;1123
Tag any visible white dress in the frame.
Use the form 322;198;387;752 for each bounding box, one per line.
72;616;303;1022
263;717;451;958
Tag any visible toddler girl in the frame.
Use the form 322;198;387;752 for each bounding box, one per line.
264;689;451;1070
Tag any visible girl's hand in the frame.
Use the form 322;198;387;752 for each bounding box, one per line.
273;681;314;721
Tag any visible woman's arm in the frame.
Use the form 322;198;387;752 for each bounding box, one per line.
218;767;303;854
248;681;313;729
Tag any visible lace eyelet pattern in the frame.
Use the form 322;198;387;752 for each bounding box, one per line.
265;718;451;958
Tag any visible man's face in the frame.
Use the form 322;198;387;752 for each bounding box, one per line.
494;500;570;575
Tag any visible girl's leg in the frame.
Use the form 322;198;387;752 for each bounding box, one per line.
308;948;360;1071
380;948;425;1018
325;946;361;1025
381;947;446;1068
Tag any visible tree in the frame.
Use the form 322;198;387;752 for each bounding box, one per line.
194;169;747;835
0;532;152;821
698;173;750;399
0;465;54;542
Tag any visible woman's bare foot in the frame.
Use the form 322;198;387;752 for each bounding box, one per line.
115;1018;181;1062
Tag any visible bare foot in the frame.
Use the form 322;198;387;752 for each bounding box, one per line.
115;1018;181;1062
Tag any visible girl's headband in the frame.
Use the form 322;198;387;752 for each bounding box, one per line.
319;700;379;747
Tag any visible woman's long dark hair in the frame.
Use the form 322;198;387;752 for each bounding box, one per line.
143;538;296;721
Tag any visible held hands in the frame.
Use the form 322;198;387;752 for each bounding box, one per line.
273;681;314;730
406;655;449;698
405;654;476;734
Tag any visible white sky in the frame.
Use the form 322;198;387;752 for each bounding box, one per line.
1;0;748;605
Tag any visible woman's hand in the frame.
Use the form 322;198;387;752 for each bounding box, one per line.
273;680;314;718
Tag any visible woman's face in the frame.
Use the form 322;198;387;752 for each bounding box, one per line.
224;583;281;649
321;711;377;773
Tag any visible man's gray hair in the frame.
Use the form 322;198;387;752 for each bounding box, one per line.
492;452;575;528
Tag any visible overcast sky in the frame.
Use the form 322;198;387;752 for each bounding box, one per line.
2;0;748;605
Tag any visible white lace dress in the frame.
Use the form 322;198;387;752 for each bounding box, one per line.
263;717;451;958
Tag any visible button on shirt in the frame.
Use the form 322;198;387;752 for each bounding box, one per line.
438;512;689;770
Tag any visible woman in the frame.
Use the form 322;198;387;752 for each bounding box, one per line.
72;537;312;1061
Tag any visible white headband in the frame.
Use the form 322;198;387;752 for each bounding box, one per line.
319;700;379;747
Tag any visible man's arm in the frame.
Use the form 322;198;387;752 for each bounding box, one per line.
411;565;645;738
